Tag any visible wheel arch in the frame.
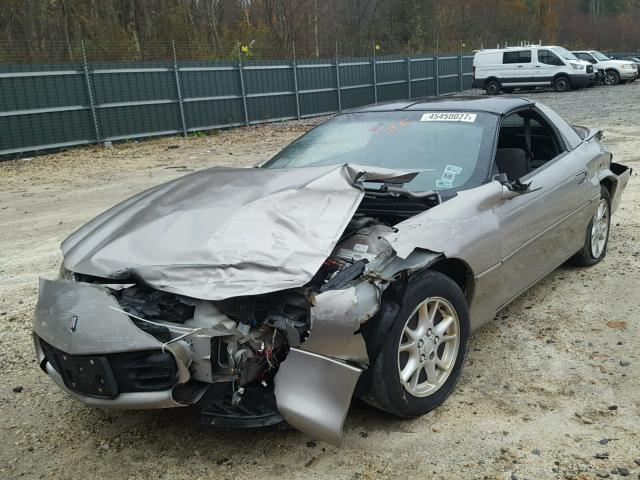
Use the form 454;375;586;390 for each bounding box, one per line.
600;175;616;198
553;72;571;82
484;76;501;87
426;256;476;305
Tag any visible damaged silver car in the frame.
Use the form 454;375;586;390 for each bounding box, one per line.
33;96;631;444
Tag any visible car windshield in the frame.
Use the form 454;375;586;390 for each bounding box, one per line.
262;111;499;193
592;51;610;61
551;47;578;60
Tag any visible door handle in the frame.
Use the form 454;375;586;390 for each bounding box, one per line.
517;65;524;68
575;171;587;184
535;65;541;68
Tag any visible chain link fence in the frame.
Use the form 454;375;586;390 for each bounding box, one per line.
2;39;637;159
0;39;479;158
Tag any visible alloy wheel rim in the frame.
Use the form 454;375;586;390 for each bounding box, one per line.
605;73;616;85
558;79;568;91
397;297;460;398
590;199;609;258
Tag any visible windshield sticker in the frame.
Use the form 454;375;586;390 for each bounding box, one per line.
421;112;477;122
444;164;462;175
436;179;453;189
438;164;462;185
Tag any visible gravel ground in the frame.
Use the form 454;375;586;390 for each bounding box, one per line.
1;83;639;480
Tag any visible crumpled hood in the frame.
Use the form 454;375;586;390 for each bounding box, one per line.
62;163;416;300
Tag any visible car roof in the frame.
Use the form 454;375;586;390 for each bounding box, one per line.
347;96;534;115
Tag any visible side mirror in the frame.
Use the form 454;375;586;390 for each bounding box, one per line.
494;174;538;200
501;183;525;200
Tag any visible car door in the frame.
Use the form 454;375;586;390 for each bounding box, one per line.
514;49;534;81
502;50;533;85
536;49;564;84
491;108;593;309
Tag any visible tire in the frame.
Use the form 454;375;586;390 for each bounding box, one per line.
605;70;620;85
570;185;611;267
502;87;514;93
364;270;469;418
553;75;571;92
484;79;500;95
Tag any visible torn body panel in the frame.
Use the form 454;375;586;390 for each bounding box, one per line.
602;163;632;214
61;164;416;301
274;349;362;445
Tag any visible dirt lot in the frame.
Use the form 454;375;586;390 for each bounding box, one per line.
1;84;639;480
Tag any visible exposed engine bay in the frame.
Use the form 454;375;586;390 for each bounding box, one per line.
82;215;418;395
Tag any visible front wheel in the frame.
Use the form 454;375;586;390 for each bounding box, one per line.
554;76;571;92
365;271;469;418
605;70;620;85
570;185;611;267
484;79;500;95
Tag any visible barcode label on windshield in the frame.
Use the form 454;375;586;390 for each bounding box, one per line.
421;112;477;122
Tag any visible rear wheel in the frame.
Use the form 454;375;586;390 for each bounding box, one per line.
570;185;611;267
365;271;469;418
553;75;571;92
484;79;500;95
605;70;620;85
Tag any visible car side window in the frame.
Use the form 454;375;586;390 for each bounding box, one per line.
503;52;518;64
503;50;531;64
519;50;532;63
578;53;597;64
538;49;563;66
495;110;565;179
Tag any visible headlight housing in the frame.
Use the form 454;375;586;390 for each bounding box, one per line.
620;64;631;69
570;63;585;70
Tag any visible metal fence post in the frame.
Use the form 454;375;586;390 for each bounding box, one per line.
459;54;463;92
292;43;301;119
435;54;440;96
372;41;378;104
407;41;412;99
238;51;249;126
335;42;342;112
172;41;187;137
81;39;100;143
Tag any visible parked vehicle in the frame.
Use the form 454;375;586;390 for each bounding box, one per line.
572;50;638;85
621;57;640;72
33;97;630;445
472;45;594;94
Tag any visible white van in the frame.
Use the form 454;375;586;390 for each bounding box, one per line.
472;45;595;94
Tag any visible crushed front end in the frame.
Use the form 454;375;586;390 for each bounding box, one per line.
33;164;443;444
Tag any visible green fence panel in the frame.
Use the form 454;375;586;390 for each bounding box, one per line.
0;51;479;158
